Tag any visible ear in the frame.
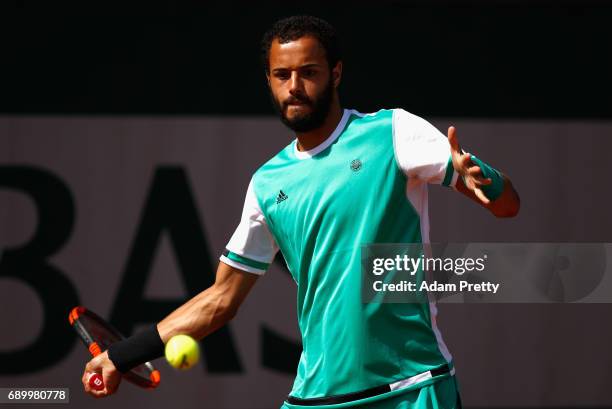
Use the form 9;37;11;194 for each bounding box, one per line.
332;61;343;88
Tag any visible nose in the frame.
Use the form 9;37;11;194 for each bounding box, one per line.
288;71;304;95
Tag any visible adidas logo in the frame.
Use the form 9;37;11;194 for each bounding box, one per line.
276;190;288;204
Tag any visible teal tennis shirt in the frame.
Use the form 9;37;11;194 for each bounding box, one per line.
220;108;459;400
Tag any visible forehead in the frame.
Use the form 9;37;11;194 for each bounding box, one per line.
269;36;327;69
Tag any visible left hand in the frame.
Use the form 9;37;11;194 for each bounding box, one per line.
448;126;492;205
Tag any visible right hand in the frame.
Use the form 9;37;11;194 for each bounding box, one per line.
82;350;122;398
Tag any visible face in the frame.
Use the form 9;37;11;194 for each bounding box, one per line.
267;36;341;132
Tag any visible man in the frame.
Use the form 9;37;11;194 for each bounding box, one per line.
82;15;519;408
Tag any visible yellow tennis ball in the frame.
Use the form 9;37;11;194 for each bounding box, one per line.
165;334;200;370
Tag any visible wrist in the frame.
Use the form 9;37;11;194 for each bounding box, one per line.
469;155;504;201
107;324;165;374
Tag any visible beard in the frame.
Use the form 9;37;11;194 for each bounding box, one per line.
270;78;334;133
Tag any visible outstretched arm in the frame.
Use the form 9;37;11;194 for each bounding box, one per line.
82;261;258;398
448;126;520;218
157;261;258;342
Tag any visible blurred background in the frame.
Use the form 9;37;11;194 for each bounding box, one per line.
1;1;612;408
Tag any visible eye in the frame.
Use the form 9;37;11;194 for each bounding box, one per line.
302;68;316;78
274;70;290;80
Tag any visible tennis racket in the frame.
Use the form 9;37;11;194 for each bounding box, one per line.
69;306;161;389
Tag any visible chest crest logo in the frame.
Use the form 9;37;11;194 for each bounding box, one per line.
350;159;362;172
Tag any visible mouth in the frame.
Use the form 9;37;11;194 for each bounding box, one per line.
285;101;312;112
284;97;310;107
286;102;308;108
287;105;308;111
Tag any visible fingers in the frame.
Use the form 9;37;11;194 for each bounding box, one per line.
102;367;121;395
467;165;481;176
457;151;491;188
458;153;472;169
448;127;490;204
474;177;492;186
447;126;461;153
83;371;107;398
466;166;492;186
82;354;120;398
83;371;114;398
82;371;92;394
82;360;96;394
473;187;491;205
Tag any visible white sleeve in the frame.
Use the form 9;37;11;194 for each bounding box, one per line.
220;178;279;275
392;108;458;188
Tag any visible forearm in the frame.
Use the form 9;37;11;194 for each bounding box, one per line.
157;284;236;343
488;175;520;218
107;263;257;373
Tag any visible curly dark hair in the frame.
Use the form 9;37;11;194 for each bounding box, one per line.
261;15;342;73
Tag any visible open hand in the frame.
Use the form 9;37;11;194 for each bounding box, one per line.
448;126;492;205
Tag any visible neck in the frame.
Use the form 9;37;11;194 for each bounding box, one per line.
295;100;343;152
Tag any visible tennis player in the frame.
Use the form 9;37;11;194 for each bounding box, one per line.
82;15;520;408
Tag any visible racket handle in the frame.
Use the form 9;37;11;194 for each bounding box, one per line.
88;373;105;391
